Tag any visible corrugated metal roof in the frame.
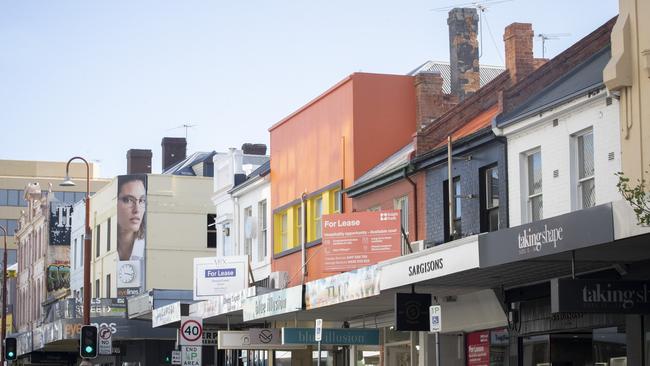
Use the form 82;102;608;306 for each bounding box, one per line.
408;61;506;94
162;151;216;176
354;143;414;186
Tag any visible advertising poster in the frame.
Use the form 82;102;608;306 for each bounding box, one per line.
47;200;72;301
193;256;248;300
322;210;402;272
116;174;147;297
305;265;380;309
467;330;490;366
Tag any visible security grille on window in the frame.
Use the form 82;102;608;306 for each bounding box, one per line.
258;200;267;261
527;150;543;222
577;131;595;208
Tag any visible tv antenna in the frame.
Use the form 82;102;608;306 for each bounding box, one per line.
537;33;571;58
432;0;513;62
167;123;198;139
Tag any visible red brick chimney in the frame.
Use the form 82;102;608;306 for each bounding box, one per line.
504;23;535;83
414;72;458;132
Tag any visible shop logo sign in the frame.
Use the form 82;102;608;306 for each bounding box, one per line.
551;279;650;314
517;225;564;254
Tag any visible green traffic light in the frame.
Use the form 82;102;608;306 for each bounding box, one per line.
7;352;14;357
85;346;94;353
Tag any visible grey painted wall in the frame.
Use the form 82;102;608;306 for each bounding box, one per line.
425;138;508;246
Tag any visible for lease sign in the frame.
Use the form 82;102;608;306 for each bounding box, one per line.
322;211;402;272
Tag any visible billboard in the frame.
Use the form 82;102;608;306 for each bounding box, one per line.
322;210;402;272
47;199;73;301
193;256;248;300
116;174;147;297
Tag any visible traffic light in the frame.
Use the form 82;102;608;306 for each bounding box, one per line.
79;325;98;359
5;337;16;360
164;353;172;364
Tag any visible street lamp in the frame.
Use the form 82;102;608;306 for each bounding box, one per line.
60;157;91;325
0;225;8;364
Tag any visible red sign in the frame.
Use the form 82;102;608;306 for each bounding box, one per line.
467;330;490;366
322;210;402;272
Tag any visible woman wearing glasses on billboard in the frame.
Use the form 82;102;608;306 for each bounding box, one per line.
117;175;146;261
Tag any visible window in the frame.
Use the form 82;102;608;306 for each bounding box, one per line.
7;190;19;206
480;165;500;232
105;274;111;298
443;178;462;241
331;189;342;213
106;218;111;252
313;197;323;241
0;219;18;236
244;206;253;257
394;196;409;249
281;212;288;251
207;214;217;248
294;205;304;247
95;279;100;298
526;150;543;222
258;200;267;261
73;238;78;270
95;224;101;257
576;130;595;208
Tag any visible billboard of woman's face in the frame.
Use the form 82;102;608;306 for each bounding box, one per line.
116;174;147;297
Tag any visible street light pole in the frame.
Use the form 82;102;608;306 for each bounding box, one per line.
61;157;91;325
0;225;8;364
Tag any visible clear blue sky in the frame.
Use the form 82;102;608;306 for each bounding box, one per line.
0;0;618;177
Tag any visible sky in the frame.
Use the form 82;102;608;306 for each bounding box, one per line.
0;0;618;177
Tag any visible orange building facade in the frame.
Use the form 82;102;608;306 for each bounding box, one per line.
269;72;416;287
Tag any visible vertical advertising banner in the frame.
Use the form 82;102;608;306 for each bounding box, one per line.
47;200;73;301
322;210;402;272
116;174;147;297
467;330;490;366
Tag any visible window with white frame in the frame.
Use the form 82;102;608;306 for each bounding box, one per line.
526;149;543;222
313;197;323;240
257;200;267;262
244;206;253;257
576;129;595;209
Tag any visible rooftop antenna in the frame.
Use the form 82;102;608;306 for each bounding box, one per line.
167;123;198;139
537;33;571;58
432;0;513;61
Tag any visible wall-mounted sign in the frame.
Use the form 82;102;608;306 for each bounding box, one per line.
551;278;650;314
322;211;402;272
218;329;303;350
379;238;479;290
203;328;219;346
282;328;380;345
49;202;73;245
480;203;613;267
193;256;248;300
152;302;182;328
305;265;379;309
242;286;303;321
395;293;431;331
467;330;490;366
190;287;257;319
116;174;148;298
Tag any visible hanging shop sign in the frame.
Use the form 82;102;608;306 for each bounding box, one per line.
193;256;248;300
242;286;303;321
551;278;650;314
379;237;479;290
152;302;182;328
305;265;380;309
467;330;490;366
282;328;380;345
395;293;431;331
322;211;402;272
480;203;613;267
218;329;304;350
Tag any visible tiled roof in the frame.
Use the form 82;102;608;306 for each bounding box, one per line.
408;61;506;94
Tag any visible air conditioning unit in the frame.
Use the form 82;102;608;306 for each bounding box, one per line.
268;271;289;290
410;240;424;253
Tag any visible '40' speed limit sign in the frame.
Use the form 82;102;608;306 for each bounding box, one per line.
180;317;203;346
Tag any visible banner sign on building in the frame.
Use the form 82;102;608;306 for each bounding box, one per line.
305;265;380;309
193;256;248;300
395;293;431;331
379;238;480;291
116;174;148;297
479;203;613;267
322;211;402;272
467;330;490;366
551;278;650;314
281;328;380;345
242;286;303;321
49;201;73;245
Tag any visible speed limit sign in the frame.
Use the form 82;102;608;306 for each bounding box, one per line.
180;317;203;346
